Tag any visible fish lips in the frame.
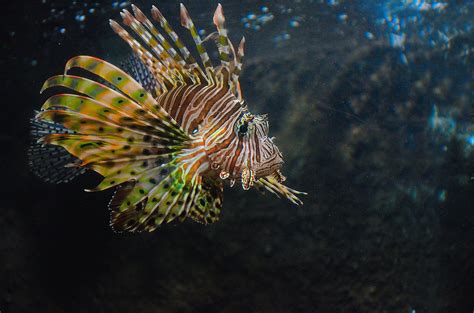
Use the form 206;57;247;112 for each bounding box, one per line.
254;160;284;179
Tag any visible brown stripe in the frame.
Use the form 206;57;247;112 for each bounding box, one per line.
169;85;187;118
207;133;235;154
187;87;229;132
176;84;205;126
181;85;214;128
206;103;241;137
228;139;243;175
158;88;174;112
254;132;261;163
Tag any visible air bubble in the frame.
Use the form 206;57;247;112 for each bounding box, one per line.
75;14;86;22
289;20;300;28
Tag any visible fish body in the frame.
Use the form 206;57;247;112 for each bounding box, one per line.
30;4;306;232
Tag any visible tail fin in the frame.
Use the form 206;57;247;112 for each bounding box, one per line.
29;117;85;183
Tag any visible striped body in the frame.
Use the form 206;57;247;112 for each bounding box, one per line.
158;82;284;183
30;4;305;233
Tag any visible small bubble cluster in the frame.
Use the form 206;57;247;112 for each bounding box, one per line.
241;4;308;46
241;6;274;31
39;1;131;38
23;0;473;65
112;1;130;9
273;32;291;45
289;16;303;28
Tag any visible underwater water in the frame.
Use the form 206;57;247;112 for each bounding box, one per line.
1;0;473;312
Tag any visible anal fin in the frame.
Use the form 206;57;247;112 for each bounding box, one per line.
109;160;224;232
188;176;223;225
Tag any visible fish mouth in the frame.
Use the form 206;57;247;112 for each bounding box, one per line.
217;161;284;190
240;163;285;190
254;161;284;179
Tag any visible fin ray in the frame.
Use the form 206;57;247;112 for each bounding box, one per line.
255;176;306;205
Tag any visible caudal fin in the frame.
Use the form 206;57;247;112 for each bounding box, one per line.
29;115;85;183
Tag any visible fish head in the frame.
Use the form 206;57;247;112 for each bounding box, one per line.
232;112;284;185
204;108;286;189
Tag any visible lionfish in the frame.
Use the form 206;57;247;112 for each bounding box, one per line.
30;3;306;232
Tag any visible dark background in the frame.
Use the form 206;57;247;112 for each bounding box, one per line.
1;1;473;312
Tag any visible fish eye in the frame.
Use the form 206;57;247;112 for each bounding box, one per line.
235;112;254;137
238;122;248;135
